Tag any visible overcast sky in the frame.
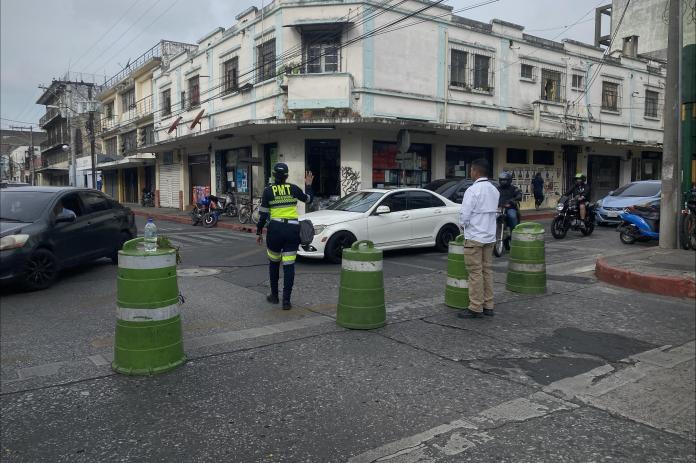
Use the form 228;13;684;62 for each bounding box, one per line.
0;0;603;130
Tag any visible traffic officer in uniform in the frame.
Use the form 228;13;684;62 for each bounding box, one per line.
256;163;314;310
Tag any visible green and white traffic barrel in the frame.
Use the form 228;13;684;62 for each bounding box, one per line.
336;240;386;330
445;235;469;309
506;222;547;294
112;237;185;375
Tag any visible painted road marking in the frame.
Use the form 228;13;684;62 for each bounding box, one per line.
348;340;696;461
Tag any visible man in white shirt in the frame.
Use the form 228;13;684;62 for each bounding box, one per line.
458;159;500;319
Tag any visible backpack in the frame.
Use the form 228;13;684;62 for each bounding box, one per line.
299;219;315;246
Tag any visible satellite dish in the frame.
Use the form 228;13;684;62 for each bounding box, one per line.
190;109;205;130
396;129;410;154
167;116;183;134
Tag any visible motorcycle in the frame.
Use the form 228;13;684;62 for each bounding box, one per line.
191;195;222;228
493;206;515;257
617;204;659;244
551;195;595;239
141;190;155;207
219;191;238;218
679;186;696;250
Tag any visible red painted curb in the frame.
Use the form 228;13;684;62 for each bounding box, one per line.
595;257;696;299
522;212;555;221
132;209;257;234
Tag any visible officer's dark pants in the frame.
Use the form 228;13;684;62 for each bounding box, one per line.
266;220;300;304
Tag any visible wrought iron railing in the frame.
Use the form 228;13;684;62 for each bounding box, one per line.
39;108;62;128
98;94;154;134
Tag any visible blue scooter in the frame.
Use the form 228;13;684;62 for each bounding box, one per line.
617;203;660;244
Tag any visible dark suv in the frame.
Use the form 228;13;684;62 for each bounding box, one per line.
424;178;500;203
0;187;137;290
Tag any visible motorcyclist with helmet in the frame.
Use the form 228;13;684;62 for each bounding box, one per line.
497;171;523;233
564;173;591;227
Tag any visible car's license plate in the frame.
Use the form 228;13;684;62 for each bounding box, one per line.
606;211;618;217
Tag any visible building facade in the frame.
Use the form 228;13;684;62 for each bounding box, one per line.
36;72;104;187
0;129;46;184
96;40;197;204
142;0;665;211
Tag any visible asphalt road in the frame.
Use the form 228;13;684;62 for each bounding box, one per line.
1;215;693;462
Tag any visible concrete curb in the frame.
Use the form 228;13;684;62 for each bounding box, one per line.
521;212;555;221
595;257;696;299
132;209;258;234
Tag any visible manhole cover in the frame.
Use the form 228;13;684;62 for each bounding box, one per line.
177;268;221;277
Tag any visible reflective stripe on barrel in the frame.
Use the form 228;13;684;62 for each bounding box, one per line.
506;222;546;294
445;235;469;309
113;237;185;375
337;240;386;330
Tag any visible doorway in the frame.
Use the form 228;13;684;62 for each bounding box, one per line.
123;168;138;203
188;154;211;205
305;140;340;210
588;155;620;201
562;145;578;193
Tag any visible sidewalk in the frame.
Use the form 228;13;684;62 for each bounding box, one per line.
129;205;257;233
596;247;696;298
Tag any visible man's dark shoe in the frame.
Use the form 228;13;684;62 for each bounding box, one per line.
483;309;494;317
282;302;292;310
457;308;483;319
267;294;280;304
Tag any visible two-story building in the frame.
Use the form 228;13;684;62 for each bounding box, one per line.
142;0;665;211
96;40;198;203
36;72;104;187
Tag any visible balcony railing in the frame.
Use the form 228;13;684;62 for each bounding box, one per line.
98;94;154;134
40;138;67;153
40;152;69;168
39;108;62;128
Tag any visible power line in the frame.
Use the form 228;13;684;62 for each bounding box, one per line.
0;117;38;125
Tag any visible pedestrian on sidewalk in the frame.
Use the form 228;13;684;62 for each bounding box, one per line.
256;163;314;310
458;158;500;319
532;172;544;210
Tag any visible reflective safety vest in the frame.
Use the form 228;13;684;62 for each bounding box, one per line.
259;183;311;221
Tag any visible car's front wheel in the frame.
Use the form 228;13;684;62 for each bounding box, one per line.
22;249;58;291
325;231;356;264
435;224;460;252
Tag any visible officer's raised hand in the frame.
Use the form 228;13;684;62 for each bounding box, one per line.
305;171;314;186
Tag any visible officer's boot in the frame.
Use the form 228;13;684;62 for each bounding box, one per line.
282;264;295;310
267;261;280;304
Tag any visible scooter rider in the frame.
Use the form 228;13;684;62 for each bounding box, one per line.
256;163;314;310
497;171;522;232
564;173;591;227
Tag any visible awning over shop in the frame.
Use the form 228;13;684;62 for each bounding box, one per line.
35;167;69;173
98;154;155;171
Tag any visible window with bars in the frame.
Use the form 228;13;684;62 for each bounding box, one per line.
121;130;137;154
104;137;117;155
161;89;171;116
602;81;620;111
521;64;534;80
104;101;114;118
188;76;200;109
223;57;239;94
540;69;563;102
257;39;276;82
121;88;135;112
450;49;467;88
449;49;494;93
644;90;659;118
571;74;583;90
303;33;339;74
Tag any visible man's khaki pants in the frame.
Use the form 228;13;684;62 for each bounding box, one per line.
463;239;494;312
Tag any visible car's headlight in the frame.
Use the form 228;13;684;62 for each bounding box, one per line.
0;234;30;251
596;199;603;207
556;204;564;211
313;225;327;235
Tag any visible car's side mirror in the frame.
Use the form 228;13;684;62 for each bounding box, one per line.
375;205;391;215
55;213;76;224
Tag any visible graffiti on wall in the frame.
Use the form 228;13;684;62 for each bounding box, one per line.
341;167;361;194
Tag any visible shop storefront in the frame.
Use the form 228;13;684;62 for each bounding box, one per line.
588;154;621;201
306;140;340;211
501;148;563;208
632;151;662;181
445;145;493;178
188;153;211;205
372;141;431;188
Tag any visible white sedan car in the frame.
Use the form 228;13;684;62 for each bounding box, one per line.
298;188;461;263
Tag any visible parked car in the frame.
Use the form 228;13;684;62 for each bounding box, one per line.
0;187;137;290
298;188;461;263
424;178;500;203
595;180;661;225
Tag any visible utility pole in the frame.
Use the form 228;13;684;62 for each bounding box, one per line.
88;85;97;189
660;0;681;249
9;125;35;185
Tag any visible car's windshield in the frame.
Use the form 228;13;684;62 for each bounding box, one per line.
611;182;660;197
326;191;384;213
0;191;54;222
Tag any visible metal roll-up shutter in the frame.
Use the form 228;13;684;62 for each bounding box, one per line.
159;163;180;208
